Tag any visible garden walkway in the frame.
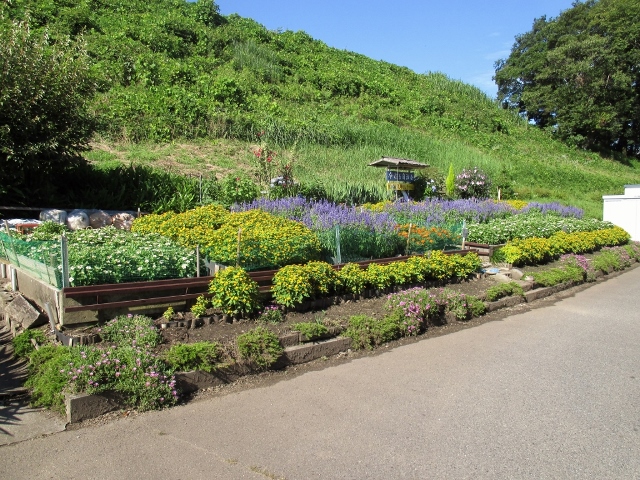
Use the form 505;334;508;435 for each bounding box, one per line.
0;298;66;446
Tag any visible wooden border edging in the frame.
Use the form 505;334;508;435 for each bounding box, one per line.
61;249;478;315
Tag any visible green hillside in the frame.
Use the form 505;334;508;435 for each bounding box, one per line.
4;0;640;217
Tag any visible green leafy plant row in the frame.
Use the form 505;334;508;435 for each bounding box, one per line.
271;252;482;308
528;244;640;287
346;287;485;350
494;227;630;266
469;212;612;245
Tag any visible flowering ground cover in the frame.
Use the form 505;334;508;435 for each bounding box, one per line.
9;226;200;287
468;212;611;245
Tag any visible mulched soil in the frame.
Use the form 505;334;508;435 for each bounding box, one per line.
155;274;501;352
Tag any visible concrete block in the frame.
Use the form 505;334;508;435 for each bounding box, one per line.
66;391;125;424
278;332;301;347
510;268;524;280
284;337;352;365
174;370;230;393
5;295;43;329
525;287;554;302
485;295;524;312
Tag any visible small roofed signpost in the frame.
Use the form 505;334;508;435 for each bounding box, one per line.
368;157;430;201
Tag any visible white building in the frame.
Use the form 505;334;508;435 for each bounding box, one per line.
603;185;640;241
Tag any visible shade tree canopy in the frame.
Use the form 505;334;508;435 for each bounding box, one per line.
494;0;640;158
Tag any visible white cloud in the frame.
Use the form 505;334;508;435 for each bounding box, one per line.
467;71;498;97
484;49;511;61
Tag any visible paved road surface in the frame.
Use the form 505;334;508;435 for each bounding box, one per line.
1;268;639;479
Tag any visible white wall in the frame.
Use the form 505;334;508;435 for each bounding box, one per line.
603;185;640;241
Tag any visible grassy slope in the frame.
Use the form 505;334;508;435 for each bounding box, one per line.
16;0;636;218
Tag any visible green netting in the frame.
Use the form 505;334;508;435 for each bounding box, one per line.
0;232;63;287
0;230;206;287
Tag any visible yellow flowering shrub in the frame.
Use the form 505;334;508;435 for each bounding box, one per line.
133;206;322;269
338;263;367;294
272;264;314;308
365;262;392;290
208;266;260;316
360;201;391;212
503;200;528;210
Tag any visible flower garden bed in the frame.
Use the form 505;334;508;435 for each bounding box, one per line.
6;241;640;425
4;194;640;425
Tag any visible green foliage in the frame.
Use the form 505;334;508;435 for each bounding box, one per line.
337;263;367;295
344;314;403;350
208;266;260;316
12;329;48;358
236;326;283;370
25;226;201;287
469;213;612;245
257;305;284;324
5;1;640;216
495;0;640;157
100;315;162;348
485;282;525;302
190;296;210;317
467;296;486;317
31;222;68;239
164;341;223;373
220;174;260;207
529;266;585;287
291;321;329;341
25;345;79;414
163;307;175;321
445;164;456;198
0;18;96;202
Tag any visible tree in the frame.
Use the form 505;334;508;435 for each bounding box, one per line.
0;19;96;202
445;163;455;198
494;0;640;158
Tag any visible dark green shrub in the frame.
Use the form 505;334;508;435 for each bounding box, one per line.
291;321;329;341
344;314;402;350
236;327;283;370
164;342;223;373
12;330;48;358
485;282;525;301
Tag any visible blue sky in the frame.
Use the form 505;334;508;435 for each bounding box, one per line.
217;0;577;98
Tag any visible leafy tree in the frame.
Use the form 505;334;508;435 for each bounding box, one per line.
494;0;640;157
0;19;96;201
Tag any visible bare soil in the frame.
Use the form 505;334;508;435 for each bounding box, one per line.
155;275;500;353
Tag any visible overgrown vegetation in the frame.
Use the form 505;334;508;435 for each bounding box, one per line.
1;1;639;216
236;326;283;370
485;282;525;302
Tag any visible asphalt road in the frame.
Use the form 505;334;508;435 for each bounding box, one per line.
1;268;639;479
